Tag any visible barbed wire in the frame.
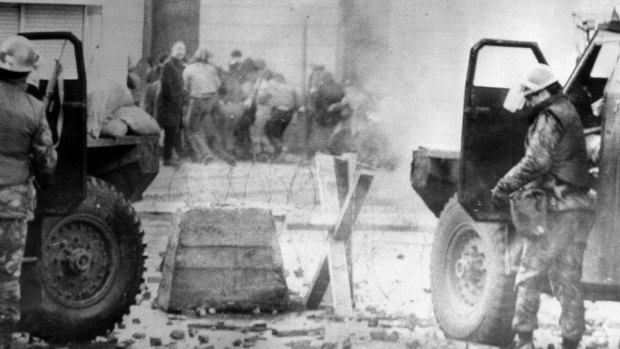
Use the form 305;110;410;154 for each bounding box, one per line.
157;154;431;315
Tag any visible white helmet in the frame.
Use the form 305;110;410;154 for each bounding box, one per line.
521;63;558;96
0;36;39;73
503;63;558;113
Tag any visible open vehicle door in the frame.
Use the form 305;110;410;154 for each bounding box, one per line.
460;39;547;221
19;32;87;214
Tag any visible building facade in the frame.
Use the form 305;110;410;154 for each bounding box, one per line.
0;0;145;91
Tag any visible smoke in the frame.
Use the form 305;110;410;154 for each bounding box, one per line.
342;0;620;167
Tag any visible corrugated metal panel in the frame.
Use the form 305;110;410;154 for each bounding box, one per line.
0;4;19;43
23;4;84;39
23;4;85;80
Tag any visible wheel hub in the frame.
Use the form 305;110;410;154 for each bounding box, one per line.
41;214;119;308
448;227;487;308
68;247;93;274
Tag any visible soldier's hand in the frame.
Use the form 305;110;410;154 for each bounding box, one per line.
491;188;510;209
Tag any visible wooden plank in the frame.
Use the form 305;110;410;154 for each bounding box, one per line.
305;155;373;315
304;255;329;309
170;270;287;304
156;209;184;310
179;207;277;247
327;236;354;316
314;153;341;220
175;246;277;269
331;171;374;240
305;154;347;310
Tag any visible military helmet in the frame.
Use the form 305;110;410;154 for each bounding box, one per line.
521;63;558;96
0;35;39;73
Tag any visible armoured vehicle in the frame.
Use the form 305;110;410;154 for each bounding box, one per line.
411;21;620;346
15;32;159;342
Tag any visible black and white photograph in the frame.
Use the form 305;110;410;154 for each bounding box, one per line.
0;1;620;348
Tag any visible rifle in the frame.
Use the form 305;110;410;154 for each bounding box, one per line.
42;59;64;147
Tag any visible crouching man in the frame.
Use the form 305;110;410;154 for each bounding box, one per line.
491;64;594;349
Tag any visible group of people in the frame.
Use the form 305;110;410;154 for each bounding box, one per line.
139;41;357;167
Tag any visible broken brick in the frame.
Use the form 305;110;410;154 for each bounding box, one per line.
133;332;146;340
170;330;185;340
198;333;210;344
370;330;387;341
385;331;399;342
250;322;267;331
290;340;311;349
150;337;162;347
367;318;379;327
405;340;421;349
107;335;119;344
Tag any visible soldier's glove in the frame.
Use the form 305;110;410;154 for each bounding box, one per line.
491;187;510;209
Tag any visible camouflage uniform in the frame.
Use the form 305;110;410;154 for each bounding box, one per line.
0;78;57;347
492;94;593;342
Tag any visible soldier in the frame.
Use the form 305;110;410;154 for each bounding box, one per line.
0;36;57;348
491;64;593;349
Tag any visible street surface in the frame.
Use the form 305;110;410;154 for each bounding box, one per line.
25;158;620;348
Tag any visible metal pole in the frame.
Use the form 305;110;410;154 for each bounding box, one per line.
302;15;311;151
302;15;308;99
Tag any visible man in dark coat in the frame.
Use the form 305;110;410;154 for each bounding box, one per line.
492;64;593;349
157;41;187;166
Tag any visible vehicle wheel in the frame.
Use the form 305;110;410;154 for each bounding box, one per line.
25;176;145;342
431;195;516;347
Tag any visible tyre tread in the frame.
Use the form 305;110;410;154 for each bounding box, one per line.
431;195;516;347
26;177;146;343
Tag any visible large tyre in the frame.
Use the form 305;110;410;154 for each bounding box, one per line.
25;177;145;342
431;195;516;347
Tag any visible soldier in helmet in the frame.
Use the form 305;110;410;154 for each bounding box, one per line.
0;35;57;348
492;64;593;349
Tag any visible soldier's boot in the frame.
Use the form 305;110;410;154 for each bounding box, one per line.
0;324;13;349
503;332;535;349
561;338;579;349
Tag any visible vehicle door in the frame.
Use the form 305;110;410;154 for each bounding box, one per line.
460;39;547;221
20;32;87;214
